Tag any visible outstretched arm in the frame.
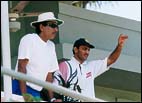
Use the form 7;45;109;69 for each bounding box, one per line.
107;34;128;66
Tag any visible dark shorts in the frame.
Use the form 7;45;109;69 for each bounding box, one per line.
12;79;41;98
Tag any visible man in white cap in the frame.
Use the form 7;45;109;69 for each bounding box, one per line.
12;12;64;102
53;34;128;102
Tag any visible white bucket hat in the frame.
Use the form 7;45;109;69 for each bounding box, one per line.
31;12;64;28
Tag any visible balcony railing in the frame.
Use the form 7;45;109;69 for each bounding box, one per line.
1;67;107;102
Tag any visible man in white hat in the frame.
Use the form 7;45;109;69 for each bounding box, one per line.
12;12;64;102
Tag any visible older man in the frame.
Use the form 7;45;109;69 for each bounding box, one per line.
12;12;64;102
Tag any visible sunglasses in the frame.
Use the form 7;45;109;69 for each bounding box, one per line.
47;23;58;28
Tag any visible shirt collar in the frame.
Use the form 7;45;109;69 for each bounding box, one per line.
71;56;87;65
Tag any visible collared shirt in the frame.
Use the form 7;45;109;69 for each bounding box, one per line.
54;56;109;98
15;33;59;91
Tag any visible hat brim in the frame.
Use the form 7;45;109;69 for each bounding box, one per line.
85;43;95;48
31;19;64;28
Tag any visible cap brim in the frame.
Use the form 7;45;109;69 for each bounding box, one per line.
86;44;95;48
89;45;95;48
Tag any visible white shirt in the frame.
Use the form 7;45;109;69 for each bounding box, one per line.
54;56;109;98
15;33;59;91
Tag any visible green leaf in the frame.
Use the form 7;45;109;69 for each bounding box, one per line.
22;93;42;102
22;93;34;102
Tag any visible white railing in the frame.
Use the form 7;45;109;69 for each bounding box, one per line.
1;1;12;101
1;67;107;102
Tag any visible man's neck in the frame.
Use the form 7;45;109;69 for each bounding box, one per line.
74;55;84;64
39;33;49;42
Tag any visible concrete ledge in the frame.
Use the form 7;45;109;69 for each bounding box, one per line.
95;86;141;102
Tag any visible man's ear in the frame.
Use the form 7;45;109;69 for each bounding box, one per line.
74;47;78;54
39;24;44;32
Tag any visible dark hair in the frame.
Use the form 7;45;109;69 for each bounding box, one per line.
72;46;79;55
72;48;75;55
34;21;48;35
72;38;95;54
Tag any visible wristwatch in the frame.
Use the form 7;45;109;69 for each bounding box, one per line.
50;98;56;102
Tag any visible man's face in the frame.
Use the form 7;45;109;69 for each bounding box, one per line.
41;21;58;40
75;45;90;62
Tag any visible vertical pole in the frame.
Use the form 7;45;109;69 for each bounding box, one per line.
1;1;12;101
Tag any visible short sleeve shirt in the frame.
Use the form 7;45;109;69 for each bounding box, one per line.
15;33;59;91
54;56;109;98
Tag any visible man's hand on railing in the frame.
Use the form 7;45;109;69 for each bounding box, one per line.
51;98;62;102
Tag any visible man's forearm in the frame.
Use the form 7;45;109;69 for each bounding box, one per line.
107;34;128;66
107;44;123;66
18;67;27;94
46;72;54;99
19;80;27;94
18;59;28;94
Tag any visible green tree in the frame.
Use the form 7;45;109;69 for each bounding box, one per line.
72;1;117;9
